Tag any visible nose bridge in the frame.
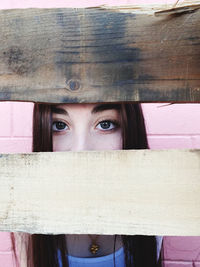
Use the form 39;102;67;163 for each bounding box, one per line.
71;126;91;151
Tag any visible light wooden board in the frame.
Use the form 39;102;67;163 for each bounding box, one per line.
102;0;200;14
0;5;199;103
0;149;200;235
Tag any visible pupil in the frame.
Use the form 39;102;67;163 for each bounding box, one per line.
101;121;110;129
56;122;65;130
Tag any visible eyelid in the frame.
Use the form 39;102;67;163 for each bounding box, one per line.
52;118;69;125
52;119;69;132
52;118;120;132
95;118;120;130
95;116;120;124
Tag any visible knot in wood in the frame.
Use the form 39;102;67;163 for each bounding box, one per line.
66;79;81;91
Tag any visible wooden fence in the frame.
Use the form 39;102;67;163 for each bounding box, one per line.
0;0;199;235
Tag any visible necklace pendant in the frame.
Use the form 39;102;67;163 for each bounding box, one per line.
90;244;99;254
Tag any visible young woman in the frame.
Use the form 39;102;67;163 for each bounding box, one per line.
13;102;163;267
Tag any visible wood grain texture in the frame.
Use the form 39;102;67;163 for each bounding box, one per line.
0;149;200;235
0;7;199;103
103;1;200;14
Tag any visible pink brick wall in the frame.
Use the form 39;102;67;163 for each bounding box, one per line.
143;103;200;149
0;102;33;154
0;102;200;266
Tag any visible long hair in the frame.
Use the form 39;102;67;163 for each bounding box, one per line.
14;102;163;267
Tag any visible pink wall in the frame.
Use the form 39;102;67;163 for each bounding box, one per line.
0;102;199;266
0;0;177;9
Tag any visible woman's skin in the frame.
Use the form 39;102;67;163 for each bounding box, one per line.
52;103;124;257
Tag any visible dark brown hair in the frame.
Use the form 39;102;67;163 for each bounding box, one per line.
24;102;162;267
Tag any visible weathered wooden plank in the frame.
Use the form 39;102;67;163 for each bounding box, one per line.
0;7;199;103
0;149;200;235
103;1;200;14
155;3;200;16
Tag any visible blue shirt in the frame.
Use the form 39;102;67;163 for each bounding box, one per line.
58;236;163;267
58;246;125;267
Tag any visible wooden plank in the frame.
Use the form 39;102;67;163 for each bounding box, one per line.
102;0;200;14
0;149;200;235
0;6;199;103
155;3;200;16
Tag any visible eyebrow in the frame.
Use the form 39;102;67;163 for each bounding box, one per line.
51;107;68;115
51;104;121;116
91;103;121;114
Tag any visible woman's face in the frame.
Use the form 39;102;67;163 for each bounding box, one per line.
52;103;123;152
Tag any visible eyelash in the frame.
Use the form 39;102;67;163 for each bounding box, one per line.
96;119;120;131
52;119;120;133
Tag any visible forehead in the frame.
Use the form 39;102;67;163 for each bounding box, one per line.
52;103;121;115
55;103;96;111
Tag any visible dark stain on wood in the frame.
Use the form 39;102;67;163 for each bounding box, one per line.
61;96;82;103
0;88;11;100
54;9;142;91
187;36;200;41
3;47;36;75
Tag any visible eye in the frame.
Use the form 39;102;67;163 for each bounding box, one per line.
52;121;68;132
96;120;119;131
